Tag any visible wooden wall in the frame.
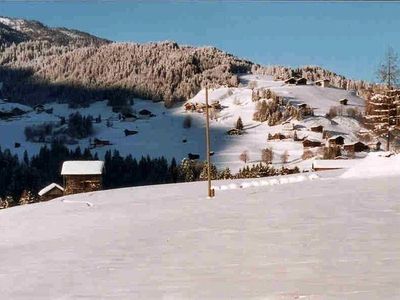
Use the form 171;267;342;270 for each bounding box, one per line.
64;175;102;195
40;188;64;201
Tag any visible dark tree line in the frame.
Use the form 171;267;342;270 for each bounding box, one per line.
24;112;94;142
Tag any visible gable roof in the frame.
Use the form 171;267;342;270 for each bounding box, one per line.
61;160;105;175
38;183;64;196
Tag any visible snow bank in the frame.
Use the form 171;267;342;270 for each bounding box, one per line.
341;152;400;179
215;173;318;191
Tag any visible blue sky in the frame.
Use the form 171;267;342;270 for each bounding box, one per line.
1;1;399;82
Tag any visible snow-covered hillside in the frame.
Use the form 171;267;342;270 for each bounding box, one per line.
0;75;369;172
1;154;400;299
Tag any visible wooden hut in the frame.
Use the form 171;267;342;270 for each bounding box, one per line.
138;109;153;119
344;141;369;153
184;102;196;111
315;79;330;88
226;128;242;135
284;77;297;85
296;78;307;85
310;125;324;133
328;135;345;146
122;112;137;122
92;138;112;148
303;139;322;148
33;104;45;113
282;121;294;131
298;103;308;109
38;183;64;201
61;161;105;195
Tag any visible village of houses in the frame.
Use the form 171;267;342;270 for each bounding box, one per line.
0;74;394;204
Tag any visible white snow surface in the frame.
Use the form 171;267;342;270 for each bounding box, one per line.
37;183;64;196
1;170;400;299
341;152;400;179
61;160;105;175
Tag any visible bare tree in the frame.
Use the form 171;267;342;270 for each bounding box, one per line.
376;46;400;88
239;150;249;164
281;150;289;165
261;148;273;164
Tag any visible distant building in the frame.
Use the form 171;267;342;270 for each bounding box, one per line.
33;104;45;113
344;141;369;153
296;78;307;85
138;109;153;119
282;121;294;131
92;138;111;148
315;79;330;88
328;135;345;146
284;77;297;85
303;138;322;148
310;125;324;133
298;103;308;109
38;183;64;201
61;161;105;195
122;113;137;122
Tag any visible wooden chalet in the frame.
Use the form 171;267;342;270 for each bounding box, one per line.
339;98;349;105
343;142;369;153
124;129;138;136
226;128;242;135
268;133;287;140
328;135;345;146
38;183;64;201
303;138;322;148
122;113;137;122
33;104;45;113
310;125;324;133
284;77;297;85
296;78;307;85
92;138;112;148
282;121;294;131
298;103;308;109
184;102;196;111
211;101;222;110
138;109;153;119
61;161;105;195
315;79;330;88
368;141;381;151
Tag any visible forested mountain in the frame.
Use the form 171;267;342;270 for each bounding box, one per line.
0;16;374;108
0;16;110;46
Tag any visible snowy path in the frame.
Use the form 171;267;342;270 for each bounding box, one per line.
1;172;400;299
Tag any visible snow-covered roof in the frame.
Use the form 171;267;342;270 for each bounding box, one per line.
38;183;64;196
61;161;105;175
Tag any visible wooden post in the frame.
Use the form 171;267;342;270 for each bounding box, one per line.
205;86;214;198
387;96;391;152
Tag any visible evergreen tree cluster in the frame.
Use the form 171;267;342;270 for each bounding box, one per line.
236;163;300;179
24;112;94;142
67;112;93;139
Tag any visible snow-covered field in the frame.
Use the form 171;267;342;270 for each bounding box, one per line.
1;154;400;299
0;75;368;172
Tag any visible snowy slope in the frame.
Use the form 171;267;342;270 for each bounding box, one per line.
1;157;400;299
0;75;368;172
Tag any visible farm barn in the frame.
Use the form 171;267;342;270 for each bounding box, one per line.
61;161;105;195
38;183;64;201
315;79;330;88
